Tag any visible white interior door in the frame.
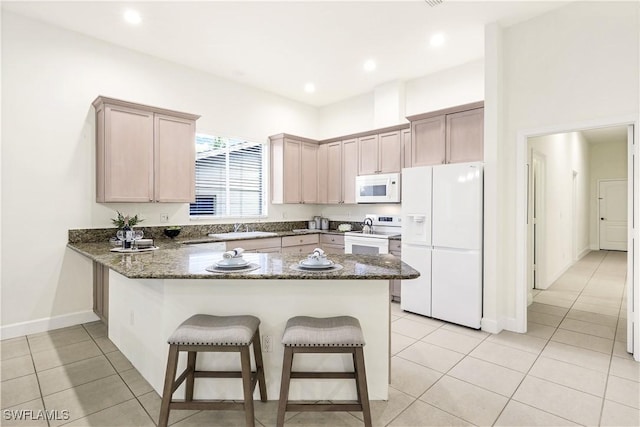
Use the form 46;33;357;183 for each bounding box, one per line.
599;180;628;251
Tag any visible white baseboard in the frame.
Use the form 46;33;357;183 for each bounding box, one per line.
482;316;523;334
481;317;501;334
577;246;591;260
0;310;100;340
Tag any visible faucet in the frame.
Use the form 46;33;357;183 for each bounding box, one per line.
233;223;243;232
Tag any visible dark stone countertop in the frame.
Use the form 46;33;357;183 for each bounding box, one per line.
67;237;418;280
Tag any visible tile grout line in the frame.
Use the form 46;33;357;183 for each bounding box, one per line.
24;335;51;427
490;250;610;426
82;324;166;425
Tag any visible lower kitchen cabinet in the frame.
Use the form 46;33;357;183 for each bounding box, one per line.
282;234;320;254
226;237;282;253
93;261;109;323
320;233;345;254
389;240;401;302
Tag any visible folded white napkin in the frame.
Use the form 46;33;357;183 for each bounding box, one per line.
222;248;245;259
308;248;326;260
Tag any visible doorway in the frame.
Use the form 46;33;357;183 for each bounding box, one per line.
598;179;628;250
516;120;638;361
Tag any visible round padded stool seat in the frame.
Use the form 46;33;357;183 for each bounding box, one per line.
281;316;365;347
167;314;260;346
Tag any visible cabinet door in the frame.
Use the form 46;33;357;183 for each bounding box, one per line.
154;114;195;202
301;142;318;203
103;105;154;202
342;138;358;204
283;138;301;203
327;142;343;204
401;128;411;169
379;131;401;173
411;115;446;167
317;144;328;204
446;108;484;164
358;134;379;175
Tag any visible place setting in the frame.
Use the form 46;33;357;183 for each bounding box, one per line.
205;248;260;273
290;248;343;272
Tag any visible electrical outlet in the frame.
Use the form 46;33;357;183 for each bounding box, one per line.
160;213;169;223
282;212;287;219
263;335;273;352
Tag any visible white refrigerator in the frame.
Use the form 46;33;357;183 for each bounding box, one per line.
401;162;483;329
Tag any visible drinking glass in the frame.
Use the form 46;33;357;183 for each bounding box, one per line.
132;230;144;249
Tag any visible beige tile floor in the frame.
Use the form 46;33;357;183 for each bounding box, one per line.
1;251;638;426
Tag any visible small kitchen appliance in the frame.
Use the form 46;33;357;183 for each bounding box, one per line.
355;173;401;204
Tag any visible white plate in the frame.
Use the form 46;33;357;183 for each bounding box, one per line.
216;259;249;268
298;260;335;269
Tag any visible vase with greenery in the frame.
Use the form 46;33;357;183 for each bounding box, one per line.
111;211;143;229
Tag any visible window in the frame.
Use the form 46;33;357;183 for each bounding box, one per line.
190;134;266;217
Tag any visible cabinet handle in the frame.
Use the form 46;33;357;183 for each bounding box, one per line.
441;159;446;164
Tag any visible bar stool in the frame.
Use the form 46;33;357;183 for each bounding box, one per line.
159;314;267;427
276;316;372;427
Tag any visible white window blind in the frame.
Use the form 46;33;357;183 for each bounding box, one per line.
190;134;266;217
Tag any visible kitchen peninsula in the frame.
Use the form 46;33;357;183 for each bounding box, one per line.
68;236;419;402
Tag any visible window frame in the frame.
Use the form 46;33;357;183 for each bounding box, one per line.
189;132;269;220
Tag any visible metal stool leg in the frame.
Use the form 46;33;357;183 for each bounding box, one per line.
159;345;179;427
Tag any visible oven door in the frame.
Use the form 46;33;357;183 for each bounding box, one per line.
344;235;389;255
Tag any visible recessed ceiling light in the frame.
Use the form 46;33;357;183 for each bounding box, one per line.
304;83;316;93
124;9;142;25
363;59;376;72
430;33;445;47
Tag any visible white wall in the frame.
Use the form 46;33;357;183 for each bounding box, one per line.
319;59;485;139
589;140;628;248
0;12;321;332
405;59;485;117
489;0;639;327
528;131;590;288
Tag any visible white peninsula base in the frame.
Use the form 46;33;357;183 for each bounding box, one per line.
108;271;390;401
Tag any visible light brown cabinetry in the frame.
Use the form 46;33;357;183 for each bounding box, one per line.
270;134;318;204
281;234;320;254
93;96;199;203
358;131;401;175
407;102;484;167
401;128;412;169
320;233;345;254
93;262;109;323
226;237;281;253
389;240;402;302
323;139;357;204
317;144;328;204
446;108;484;164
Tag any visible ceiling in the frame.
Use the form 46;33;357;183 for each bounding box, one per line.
582;126;629;145
2;1;569;107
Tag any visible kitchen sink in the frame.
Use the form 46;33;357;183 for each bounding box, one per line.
207;231;278;239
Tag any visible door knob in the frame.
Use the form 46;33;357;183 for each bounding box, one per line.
601;217;605;220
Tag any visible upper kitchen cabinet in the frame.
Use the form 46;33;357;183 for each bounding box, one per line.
322;138;357;205
93;96;199;203
357;131;401;175
270;134;318;204
446;107;484;164
401;127;412;169
407;101;484;167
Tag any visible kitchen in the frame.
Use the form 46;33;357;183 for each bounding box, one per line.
2;1;640;426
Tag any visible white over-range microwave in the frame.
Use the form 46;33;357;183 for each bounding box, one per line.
355;173;401;204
